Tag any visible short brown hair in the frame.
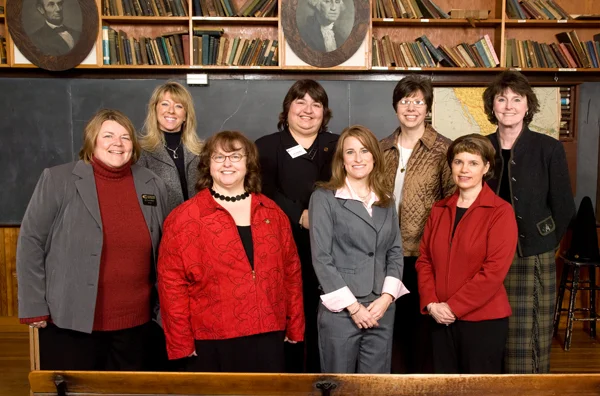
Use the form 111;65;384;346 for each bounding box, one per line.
392;75;434;113
318;125;391;208
482;71;539;126
447;134;496;181
79;109;140;164
278;79;332;133
196;131;261;193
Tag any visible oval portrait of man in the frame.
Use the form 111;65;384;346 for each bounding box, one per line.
296;0;354;53
282;0;368;68
22;0;83;57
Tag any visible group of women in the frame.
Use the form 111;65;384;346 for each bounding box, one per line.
16;71;575;375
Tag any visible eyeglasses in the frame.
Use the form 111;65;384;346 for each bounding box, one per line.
211;153;246;163
398;99;426;107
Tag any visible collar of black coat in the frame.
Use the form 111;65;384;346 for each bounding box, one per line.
380;124;438;151
488;125;532;152
437;182;498;209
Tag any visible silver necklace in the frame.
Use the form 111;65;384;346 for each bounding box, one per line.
165;142;182;159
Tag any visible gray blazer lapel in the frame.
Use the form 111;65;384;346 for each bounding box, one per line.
372;205;389;233
151;145;175;167
73;161;102;228
183;145;195;168
132;165;154;230
343;199;375;230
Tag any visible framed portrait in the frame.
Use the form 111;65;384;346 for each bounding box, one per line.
7;0;98;71
281;0;370;69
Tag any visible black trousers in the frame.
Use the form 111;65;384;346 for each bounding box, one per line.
391;256;434;373
39;322;152;371
430;317;509;374
285;227;321;373
186;331;285;372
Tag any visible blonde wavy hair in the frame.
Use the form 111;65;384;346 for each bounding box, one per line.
140;81;202;155
318;125;391;208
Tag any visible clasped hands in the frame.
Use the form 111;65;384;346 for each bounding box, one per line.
347;294;393;329
29;321;47;329
427;302;456;325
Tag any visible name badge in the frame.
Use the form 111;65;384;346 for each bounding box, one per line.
286;145;307;159
142;194;157;206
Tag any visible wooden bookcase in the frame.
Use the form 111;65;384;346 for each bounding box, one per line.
0;1;9;67
1;0;599;71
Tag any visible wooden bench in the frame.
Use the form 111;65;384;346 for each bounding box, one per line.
29;371;600;395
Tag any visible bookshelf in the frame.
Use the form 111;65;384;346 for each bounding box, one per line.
0;2;8;66
0;0;597;72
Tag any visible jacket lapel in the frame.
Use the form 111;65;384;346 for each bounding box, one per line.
132;165;154;230
372;205;389;233
343;199;375;230
73;161;103;228
151;146;175;167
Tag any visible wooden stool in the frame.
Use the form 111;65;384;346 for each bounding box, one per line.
553;255;600;351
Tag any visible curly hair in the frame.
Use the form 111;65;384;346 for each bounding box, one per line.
308;0;346;12
482;71;539;126
196;131;261;193
318;125;391;208
140;81;202;155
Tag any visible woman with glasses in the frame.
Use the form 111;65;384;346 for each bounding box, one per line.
157;130;305;373
380;75;454;373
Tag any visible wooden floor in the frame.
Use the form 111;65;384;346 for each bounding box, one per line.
1;324;599;396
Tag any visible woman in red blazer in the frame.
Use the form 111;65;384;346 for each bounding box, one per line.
157;131;304;372
415;134;518;374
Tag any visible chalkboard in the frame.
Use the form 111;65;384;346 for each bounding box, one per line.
0;77;400;224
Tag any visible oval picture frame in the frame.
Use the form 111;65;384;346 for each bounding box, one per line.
281;0;369;68
7;0;98;71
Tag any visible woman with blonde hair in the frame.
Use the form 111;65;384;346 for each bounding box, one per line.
138;81;203;213
309;125;406;373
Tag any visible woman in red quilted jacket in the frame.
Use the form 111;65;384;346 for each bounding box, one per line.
157;130;304;372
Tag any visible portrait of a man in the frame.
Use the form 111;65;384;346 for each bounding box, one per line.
25;0;82;56
297;0;353;53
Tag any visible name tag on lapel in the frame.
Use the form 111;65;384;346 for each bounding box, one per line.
142;194;157;206
286;145;307;159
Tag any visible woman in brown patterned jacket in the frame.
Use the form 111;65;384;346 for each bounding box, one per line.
380;75;454;374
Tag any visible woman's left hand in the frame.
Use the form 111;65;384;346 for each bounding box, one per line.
366;294;393;321
284;336;297;344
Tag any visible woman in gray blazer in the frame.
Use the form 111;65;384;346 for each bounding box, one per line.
309;125;407;373
17;109;169;371
138;81;203;213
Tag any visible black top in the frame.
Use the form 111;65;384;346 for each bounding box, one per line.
498;149;511;203
255;129;339;226
453;207;468;238
237;226;254;270
163;131;188;201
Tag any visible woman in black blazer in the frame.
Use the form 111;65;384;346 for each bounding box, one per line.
255;79;339;373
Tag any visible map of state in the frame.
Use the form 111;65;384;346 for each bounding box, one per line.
432;87;560;140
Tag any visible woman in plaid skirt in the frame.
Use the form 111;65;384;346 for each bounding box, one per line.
483;71;576;373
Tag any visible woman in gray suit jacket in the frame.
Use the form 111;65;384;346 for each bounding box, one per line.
138;81;203;213
17;109;169;371
309;125;407;373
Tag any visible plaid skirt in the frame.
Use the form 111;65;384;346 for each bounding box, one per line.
504;250;556;373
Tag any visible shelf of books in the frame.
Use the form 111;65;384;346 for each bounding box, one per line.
371;0;502;71
503;0;600;70
0;3;7;67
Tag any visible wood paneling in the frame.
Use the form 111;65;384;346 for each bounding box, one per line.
0;227;19;317
27;371;600;395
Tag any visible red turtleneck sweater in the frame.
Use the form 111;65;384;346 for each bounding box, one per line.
92;158;152;331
